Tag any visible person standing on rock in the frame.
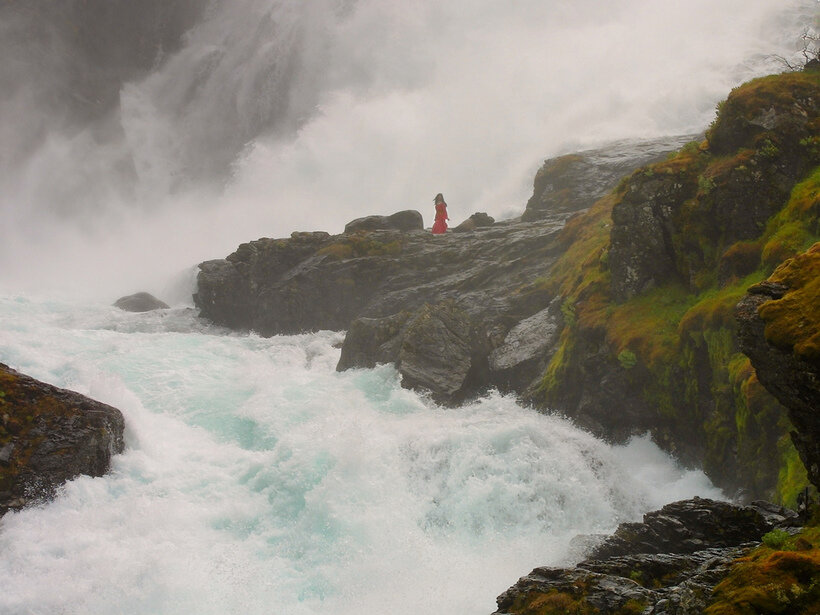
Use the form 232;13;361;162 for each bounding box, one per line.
432;193;449;234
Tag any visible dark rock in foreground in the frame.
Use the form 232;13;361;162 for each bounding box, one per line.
0;363;125;516
114;291;170;312
494;497;799;615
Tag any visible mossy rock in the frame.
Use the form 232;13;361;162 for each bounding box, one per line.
758;242;820;362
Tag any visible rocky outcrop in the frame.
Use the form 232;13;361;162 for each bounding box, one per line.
494;497;799;615
195;69;818;497
0;363;125;516
609;72;819;302
343;210;424;233
114;291;170;312
196;217;568;402
521;135;699;222
736;243;820;490
536;69;820;500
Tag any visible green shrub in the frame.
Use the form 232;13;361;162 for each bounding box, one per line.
763;528;791;550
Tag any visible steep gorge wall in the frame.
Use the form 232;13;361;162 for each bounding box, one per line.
536;68;819;502
195;67;820;503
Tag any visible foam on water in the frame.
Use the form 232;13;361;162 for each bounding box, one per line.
0;293;724;614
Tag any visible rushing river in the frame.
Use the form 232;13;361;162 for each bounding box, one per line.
0;1;815;612
0;293;724;614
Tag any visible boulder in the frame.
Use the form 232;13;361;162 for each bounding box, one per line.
0;363;125;516
343;210;424;233
488;299;562;392
397;301;491;404
452;212;495;233
336;312;412;370
113;291;170;312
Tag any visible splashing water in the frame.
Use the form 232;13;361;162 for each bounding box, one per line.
0;0;815;298
0;294;724;614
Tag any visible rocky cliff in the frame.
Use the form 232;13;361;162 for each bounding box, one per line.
0;363;125;517
195;67;819;503
533;67;819;501
737;243;820;491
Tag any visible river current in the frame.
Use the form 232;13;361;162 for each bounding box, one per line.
0;293;723;614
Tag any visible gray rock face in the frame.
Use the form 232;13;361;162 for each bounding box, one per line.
494;497;798;615
0;363;125;516
114;291;170;312
195;216;567;401
344;210;424;233
608;172;694;302
488;299;562;393
397;301;491;403
522;135;698;222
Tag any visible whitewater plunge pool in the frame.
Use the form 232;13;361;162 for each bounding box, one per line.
0;293;725;615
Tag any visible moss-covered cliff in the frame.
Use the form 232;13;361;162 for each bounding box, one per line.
532;67;820;503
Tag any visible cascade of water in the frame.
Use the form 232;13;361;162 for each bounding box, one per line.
0;296;725;615
0;0;814;299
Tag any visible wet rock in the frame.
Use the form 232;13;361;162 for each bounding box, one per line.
586;497;791;560
113;291;170;312
452;212;495;232
0;363;125;516
344;210;424;233
494;497;798;615
397;301;491;403
522;135;698;221
488;299;562;393
336;311;412;370
196;216;568;399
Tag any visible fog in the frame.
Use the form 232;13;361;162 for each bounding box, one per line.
0;0;815;301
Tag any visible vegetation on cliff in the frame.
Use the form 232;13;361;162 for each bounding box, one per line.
533;68;820;503
705;520;820;614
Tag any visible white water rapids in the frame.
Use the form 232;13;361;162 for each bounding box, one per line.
0;1;817;613
0;296;724;614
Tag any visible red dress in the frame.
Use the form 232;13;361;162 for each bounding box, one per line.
432;202;448;234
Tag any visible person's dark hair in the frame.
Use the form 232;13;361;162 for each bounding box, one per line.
434;193;444;203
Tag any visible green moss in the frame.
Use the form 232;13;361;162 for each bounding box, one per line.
316;233;404;261
777;435;810;506
759;243;820;360
762;528;791;549
618;350;638;369
706;526;820;614
536;71;819;501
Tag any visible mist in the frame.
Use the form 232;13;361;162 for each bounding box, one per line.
0;0;815;301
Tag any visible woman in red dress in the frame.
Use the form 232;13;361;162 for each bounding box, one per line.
431;193;449;234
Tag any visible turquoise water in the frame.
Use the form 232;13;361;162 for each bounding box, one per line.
0;293;725;614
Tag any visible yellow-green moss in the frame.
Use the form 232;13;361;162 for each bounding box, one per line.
706;526;820;614
707;71;820;143
536;70;818;500
759;243;820;361
505;589;599;615
316;233;404;261
777;434;810;506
